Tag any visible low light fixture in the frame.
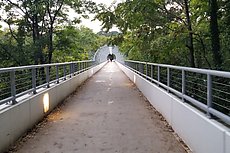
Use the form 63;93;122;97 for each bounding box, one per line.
43;93;49;113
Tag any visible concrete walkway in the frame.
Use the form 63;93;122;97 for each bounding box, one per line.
12;62;187;153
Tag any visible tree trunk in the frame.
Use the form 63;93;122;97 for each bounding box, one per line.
32;15;45;64
32;14;44;65
48;24;53;64
210;0;222;69
47;0;64;64
32;18;39;65
184;0;196;68
31;0;45;65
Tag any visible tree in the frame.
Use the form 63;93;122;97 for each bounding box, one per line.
53;26;107;62
96;0;229;69
209;0;222;69
0;28;32;67
0;0;99;64
184;0;195;67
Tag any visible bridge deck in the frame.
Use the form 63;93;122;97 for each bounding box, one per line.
12;62;187;153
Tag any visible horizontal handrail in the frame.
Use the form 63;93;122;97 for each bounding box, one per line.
126;60;230;78
125;60;230;125
0;60;93;73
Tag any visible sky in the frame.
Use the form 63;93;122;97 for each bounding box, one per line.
78;0;123;33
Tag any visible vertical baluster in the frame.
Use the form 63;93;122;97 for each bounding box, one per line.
69;63;72;78
207;74;212;118
64;65;66;80
73;63;76;76
76;63;78;74
79;63;81;72
32;68;37;94
10;71;17;104
56;65;59;83
146;63;148;79
139;63;144;74
182;70;186;102
46;66;50;88
151;65;154;81
157;66;160;86
167;67;170;92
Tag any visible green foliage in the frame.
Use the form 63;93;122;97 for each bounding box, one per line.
0;28;33;67
1;0;230;71
96;0;230;70
53;26;107;62
0;0;107;67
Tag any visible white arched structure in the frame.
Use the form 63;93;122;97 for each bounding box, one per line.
93;45;125;64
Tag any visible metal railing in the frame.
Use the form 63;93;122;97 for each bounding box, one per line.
125;60;230;125
0;60;95;107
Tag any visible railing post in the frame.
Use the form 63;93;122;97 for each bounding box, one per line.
182;70;185;102
32;68;37;94
139;63;144;74
151;65;154;80
167;67;170;92
80;62;82;71
157;66;160;86
73;63;76;76
56;65;59;84
146;63;148;79
207;74;212;117
46;66;50;88
76;63;78;74
82;62;84;71
79;63;81;72
10;71;17;104
63;65;66;80
69;63;72;78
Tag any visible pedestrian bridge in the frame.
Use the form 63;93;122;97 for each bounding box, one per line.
0;47;230;153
